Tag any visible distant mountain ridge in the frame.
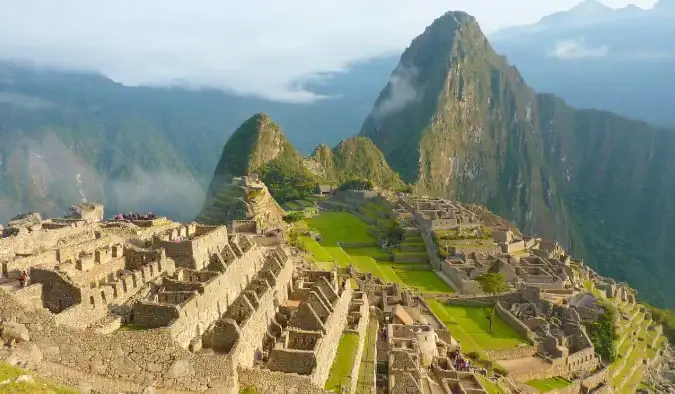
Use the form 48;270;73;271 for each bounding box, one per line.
0;57;397;223
360;10;675;307
490;0;675;127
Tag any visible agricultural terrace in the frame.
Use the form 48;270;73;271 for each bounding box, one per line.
584;282;665;392
300;211;455;294
426;299;529;354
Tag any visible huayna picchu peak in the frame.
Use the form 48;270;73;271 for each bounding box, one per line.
361;8;675;308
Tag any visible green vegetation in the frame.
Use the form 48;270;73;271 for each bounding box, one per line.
309;137;404;190
324;333;360;392
645;304;675;344
302;212;454;294
584;301;619;363
427;299;528;352
338;179;374;191
0;361;78;393
282;211;304;223
475;273;510;333
239;388;258;394
525;377;573;392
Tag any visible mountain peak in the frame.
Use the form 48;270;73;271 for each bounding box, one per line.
571;0;611;13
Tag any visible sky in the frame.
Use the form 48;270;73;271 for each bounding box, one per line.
0;0;659;102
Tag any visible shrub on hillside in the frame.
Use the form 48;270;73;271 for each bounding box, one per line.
338;179;374;191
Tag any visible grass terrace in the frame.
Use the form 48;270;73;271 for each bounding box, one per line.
302;211;455;294
426;300;529;353
525;377;573;392
324;332;360;392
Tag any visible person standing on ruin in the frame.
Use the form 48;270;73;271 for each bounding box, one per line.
18;271;26;287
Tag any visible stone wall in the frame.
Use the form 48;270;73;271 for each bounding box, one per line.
4;250;58;279
170;247;266;347
227;253;294;367
12;283;44;309
486;346;537;361
238;367;329;394
495;301;537;343
0;289;241;393
439;263;478;294
154;225;229;270
48;257;175;329
348;295;370;394
0;222;95;263
311;281;354;387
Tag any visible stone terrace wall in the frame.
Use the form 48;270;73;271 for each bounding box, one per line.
165;246;267;348
12;283;44;309
0;223;95;262
495;301;537;344
311;280;353;387
155;225;229;270
348;296;370;394
238;367;329;394
228;253;294;368
50;257;175;329
0;289;240;393
4;250;58;279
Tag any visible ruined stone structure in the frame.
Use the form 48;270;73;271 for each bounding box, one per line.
0;202;356;393
502;287;600;380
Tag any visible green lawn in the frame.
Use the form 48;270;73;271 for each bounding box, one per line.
299;236;333;262
304;212;455;294
426;300;528;352
525;377;572;392
0;361;77;394
325;333;360;392
306;212;374;245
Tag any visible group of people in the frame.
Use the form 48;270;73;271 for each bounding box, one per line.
112;212;157;221
449;350;472;372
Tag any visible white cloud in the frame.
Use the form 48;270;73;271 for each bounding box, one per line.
0;1;654;102
373;66;420;120
548;38;610;59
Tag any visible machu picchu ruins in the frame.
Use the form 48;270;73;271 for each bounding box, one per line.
0;183;671;394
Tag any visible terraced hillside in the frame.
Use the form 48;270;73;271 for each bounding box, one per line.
295;197;455;295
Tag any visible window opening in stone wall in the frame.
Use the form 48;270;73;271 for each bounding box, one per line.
100;290;107;304
89;295;95;308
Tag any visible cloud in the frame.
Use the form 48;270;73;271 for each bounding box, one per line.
0;1;652;102
0;132;204;224
548;38;610;59
372;66;420;120
109;167;205;222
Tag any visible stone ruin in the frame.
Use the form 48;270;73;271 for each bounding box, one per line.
0;202;362;393
504;287;599;378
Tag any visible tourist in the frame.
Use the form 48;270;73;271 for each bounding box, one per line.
18;271;26;287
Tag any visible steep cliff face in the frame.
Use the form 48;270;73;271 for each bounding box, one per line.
304;136;404;189
360;11;675;306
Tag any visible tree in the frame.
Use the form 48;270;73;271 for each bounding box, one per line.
286;229;299;247
475;273;510;333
